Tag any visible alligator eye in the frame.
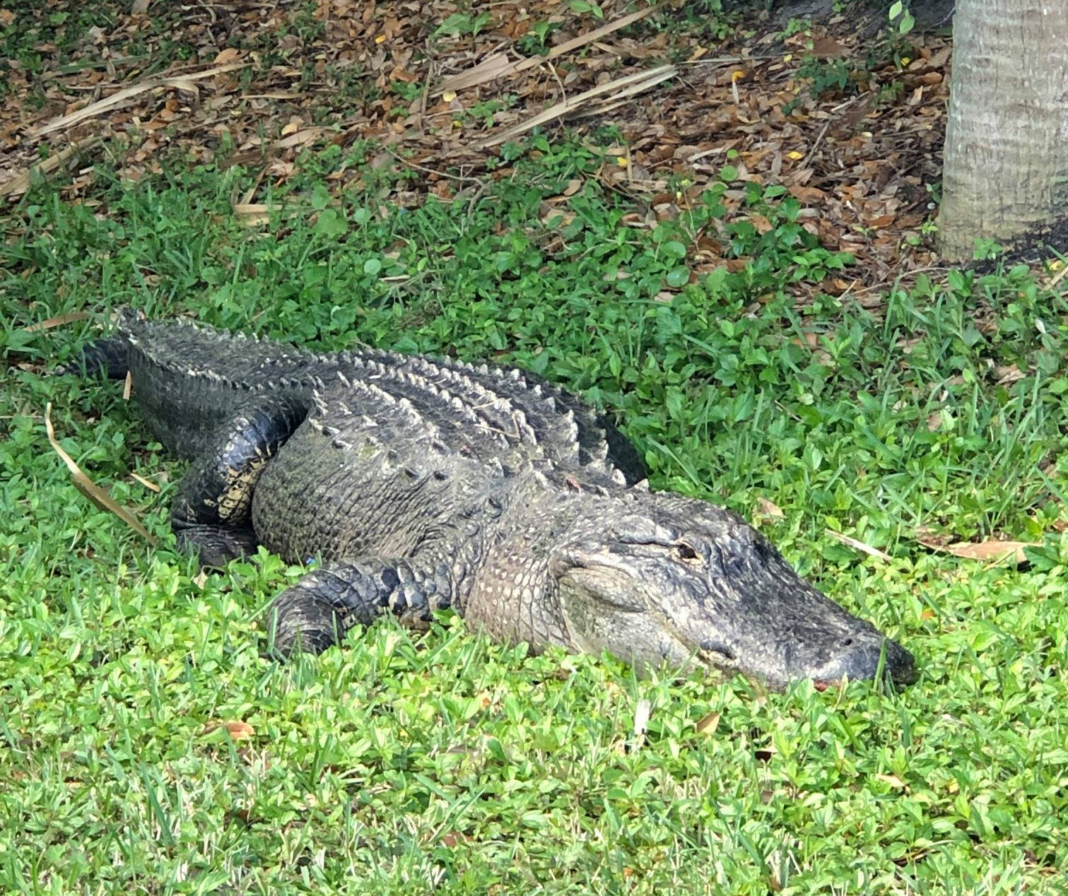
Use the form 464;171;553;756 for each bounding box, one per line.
674;543;700;563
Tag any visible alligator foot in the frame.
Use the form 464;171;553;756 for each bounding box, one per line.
267;558;452;657
174;522;259;569
169;393;308;569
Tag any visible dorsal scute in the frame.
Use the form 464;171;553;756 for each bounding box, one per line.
118;316;640;485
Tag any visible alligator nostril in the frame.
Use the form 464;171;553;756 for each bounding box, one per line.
699;638;736;661
842;637;854;647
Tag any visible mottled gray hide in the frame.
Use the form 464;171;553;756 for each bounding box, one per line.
64;311;916;690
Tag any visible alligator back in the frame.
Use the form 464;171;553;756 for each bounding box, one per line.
117;314;320;458
91;313;646;483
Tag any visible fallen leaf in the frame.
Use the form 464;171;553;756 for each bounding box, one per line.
995;364;1025;385
0;138;102;198
44;403;158;545
22;311;89;332
754;497;784;520
810;36;849;58
695;711;720;735
214;48;243;65
825;529;892;562
222;721;255;741
203;720;255;740
129;472;161;492
875;773;907;790
232;202;273;226
632;698;651;746
942;540;1038;565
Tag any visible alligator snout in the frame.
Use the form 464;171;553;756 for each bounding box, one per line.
805;636;917;688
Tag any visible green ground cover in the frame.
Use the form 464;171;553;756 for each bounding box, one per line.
2;140;1067;894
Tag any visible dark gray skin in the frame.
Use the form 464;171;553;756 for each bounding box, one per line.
62;311;916;690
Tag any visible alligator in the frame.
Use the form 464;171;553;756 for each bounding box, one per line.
60;310;916;690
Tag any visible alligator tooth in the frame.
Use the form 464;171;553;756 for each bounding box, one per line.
611;469;627;486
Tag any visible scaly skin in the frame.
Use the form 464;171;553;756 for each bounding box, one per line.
61;310;917;690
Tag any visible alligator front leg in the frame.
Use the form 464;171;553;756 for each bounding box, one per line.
171;393;308;568
268;557;454;656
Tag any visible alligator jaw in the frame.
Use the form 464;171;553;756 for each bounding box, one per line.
550;498;916;690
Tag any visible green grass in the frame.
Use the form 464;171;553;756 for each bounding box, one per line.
2;138;1068;894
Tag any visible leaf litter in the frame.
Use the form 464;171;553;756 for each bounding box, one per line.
1;0;952;297
8;2;1046;551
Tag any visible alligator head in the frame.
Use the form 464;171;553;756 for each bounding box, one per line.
551;492;916;690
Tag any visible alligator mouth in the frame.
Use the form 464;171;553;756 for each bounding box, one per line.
805;641;918;690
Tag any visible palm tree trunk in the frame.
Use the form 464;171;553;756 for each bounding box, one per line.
938;0;1068;260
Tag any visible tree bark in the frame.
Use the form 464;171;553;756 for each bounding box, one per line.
938;0;1068;260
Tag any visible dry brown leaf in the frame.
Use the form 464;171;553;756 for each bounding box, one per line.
824;529;892;562
233;202;273;226
436;5;660;96
695;711;720;735
481;65;676;148
214;48;243;65
22;311;90;332
44;402;158;546
202;720;256;740
129;472;161;493
754;497;784;520
942;540;1038;565
995;364;1025;385
875;773;907;790
33;64;247;138
0;137;101;198
222;721;255;741
272;127;325;149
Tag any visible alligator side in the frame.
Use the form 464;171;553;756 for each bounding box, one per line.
61;310;917;690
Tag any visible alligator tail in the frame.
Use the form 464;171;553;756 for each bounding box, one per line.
54;306;142;378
